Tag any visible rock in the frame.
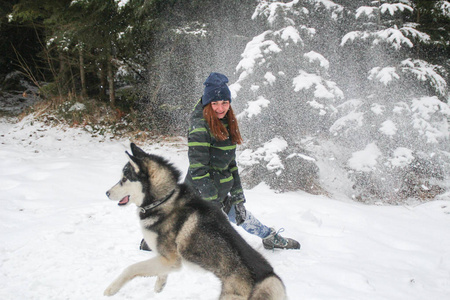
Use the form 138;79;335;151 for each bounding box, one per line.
0;71;42;115
2;71;28;91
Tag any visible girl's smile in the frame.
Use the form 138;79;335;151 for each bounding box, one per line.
211;100;230;119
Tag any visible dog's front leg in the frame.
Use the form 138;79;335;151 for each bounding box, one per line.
104;255;181;296
154;274;168;293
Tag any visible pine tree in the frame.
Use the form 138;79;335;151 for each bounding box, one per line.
334;0;450;202
8;0;150;103
232;0;346;192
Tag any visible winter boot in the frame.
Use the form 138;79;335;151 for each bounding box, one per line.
139;238;152;251
262;228;300;250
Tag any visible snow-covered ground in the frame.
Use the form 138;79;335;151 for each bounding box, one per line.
1;117;449;300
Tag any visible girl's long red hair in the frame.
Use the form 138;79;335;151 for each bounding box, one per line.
203;104;243;145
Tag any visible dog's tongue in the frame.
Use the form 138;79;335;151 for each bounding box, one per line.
118;196;130;206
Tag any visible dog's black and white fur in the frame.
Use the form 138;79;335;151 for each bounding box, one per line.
104;143;286;300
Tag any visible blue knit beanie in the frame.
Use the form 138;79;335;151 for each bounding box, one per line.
202;72;231;106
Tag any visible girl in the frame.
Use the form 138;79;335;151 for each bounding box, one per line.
184;72;300;250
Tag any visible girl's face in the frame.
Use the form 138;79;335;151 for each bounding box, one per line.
211;100;230;119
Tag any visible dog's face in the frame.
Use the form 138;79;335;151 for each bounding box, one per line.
106;162;146;207
106;143;181;209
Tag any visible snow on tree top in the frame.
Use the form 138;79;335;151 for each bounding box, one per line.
236;31;281;80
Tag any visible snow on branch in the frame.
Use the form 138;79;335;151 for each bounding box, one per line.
115;0;129;10
400;59;448;98
330;110;364;135
400;26;431;43
356;2;413;19
341;25;429;50
235;31;281;81
173;22;208;37
373;27;413;49
239;137;288;173
238;96;271;119
389;147;414;167
253;0;343;25
252;0;301;26
435;1;450;18
304;51;329;70
313;0;343;11
70;0;88;5
379;120;398;136
355;6;377;19
235;26;304;84
340;31;367;46
411;96;450;143
312;0;344;20
293;70;343;100
277;26;303;45
368;67;399;85
380;3;413;16
329;99;364;135
348;143;382;172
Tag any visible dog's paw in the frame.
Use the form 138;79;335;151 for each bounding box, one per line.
104;282;121;296
154;275;168;293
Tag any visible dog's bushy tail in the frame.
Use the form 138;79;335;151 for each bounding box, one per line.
250;275;287;300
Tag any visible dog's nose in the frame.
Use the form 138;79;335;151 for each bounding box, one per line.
106;191;110;197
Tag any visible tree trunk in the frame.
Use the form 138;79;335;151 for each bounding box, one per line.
79;47;87;98
377;0;382;30
107;55;115;106
99;62;107;100
58;51;66;97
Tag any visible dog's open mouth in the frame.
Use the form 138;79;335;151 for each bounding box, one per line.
118;196;130;206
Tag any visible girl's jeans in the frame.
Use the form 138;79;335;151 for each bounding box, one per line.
227;205;271;239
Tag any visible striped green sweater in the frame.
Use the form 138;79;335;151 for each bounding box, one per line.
184;99;245;204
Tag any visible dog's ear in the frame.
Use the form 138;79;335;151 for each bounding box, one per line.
130;143;147;159
126;151;142;174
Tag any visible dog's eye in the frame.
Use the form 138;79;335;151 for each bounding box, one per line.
120;177;127;185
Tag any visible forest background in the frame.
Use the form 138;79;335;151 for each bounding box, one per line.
1;0;449;204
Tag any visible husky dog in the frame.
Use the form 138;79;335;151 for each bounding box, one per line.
104;143;286;300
